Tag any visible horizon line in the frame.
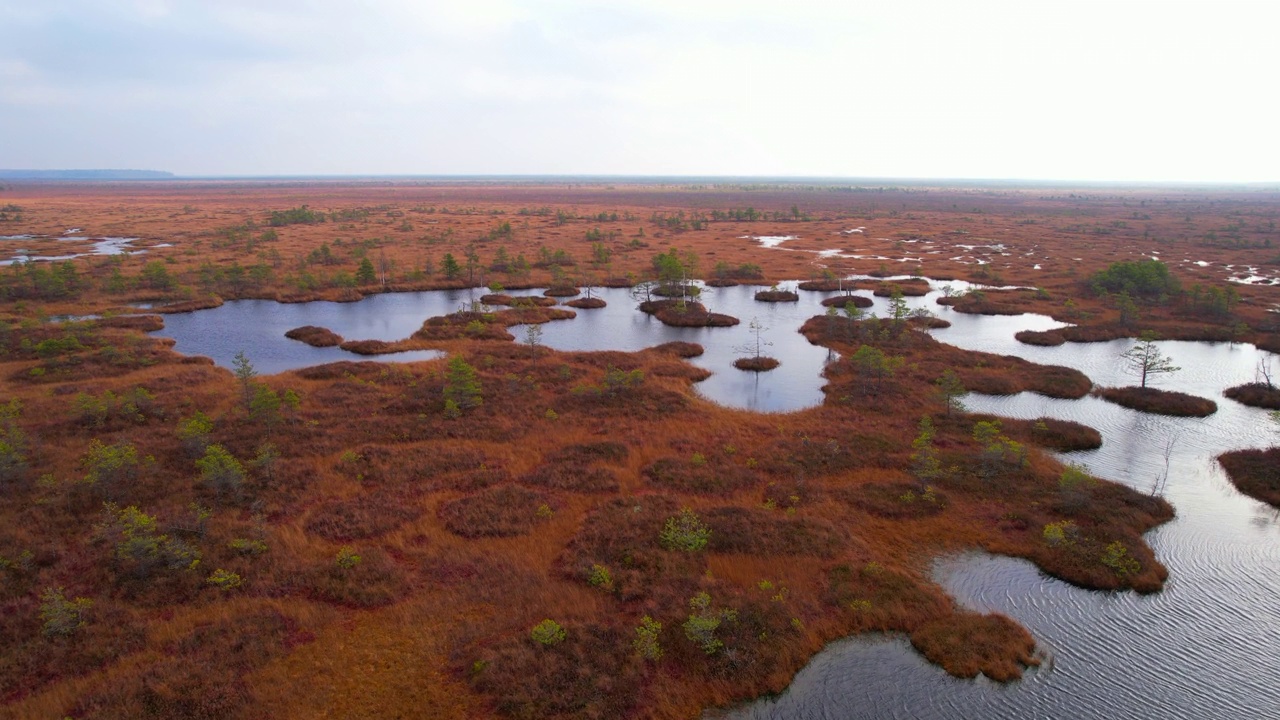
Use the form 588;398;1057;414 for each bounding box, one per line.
4;171;1280;188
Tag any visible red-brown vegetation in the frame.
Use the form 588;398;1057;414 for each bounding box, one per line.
734;356;780;372
1223;382;1280;410
872;280;930;297
639;299;739;327
820;294;874;308
3;180;1253;719
1094;386;1218;417
1218;448;1280;507
754;289;799;303
285;325;343;347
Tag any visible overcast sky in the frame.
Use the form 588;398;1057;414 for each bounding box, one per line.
2;0;1277;181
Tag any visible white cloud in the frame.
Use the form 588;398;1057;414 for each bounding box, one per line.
0;0;1277;179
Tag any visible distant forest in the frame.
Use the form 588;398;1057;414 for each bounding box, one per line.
0;169;174;180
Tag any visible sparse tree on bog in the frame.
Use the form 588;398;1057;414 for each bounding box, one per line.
936;369;968;416
736;317;772;360
1121;332;1180;388
233;351;258;409
444;356;483;414
524;323;543;358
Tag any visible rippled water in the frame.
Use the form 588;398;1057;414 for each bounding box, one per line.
720;286;1280;720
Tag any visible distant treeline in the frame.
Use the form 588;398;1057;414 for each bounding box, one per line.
0;169;174;180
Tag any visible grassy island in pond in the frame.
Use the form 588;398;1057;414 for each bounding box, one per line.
1095;387;1218;417
1218;449;1280;507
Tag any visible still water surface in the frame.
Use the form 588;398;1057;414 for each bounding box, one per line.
150;280;1280;719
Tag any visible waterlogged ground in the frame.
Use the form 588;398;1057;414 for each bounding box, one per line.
150;279;1280;718
719;290;1280;720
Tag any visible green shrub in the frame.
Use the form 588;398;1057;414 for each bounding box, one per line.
39;587;92;637
660;507;710;552
206;568;244;591
633;615;662;661
530;618;566;646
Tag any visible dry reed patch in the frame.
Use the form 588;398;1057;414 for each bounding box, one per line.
1218;448;1280;507
0;598;144;704
822;562;950;633
703;506;845;556
305;547;410;608
1094;386;1217;417
438;485;553;538
909;612;1038;681
558;495;704;603
839;482;949;519
470;622;642;720
304;491;425;541
67;610;301;720
642;453;762;495
518;441;628;494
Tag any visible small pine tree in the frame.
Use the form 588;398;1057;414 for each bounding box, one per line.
1120;332;1180;388
660;507;710;552
355;257;377;285
443;356;483;411
633;615;663;661
935;370;968;415
39;587;92;637
196;444;245;498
